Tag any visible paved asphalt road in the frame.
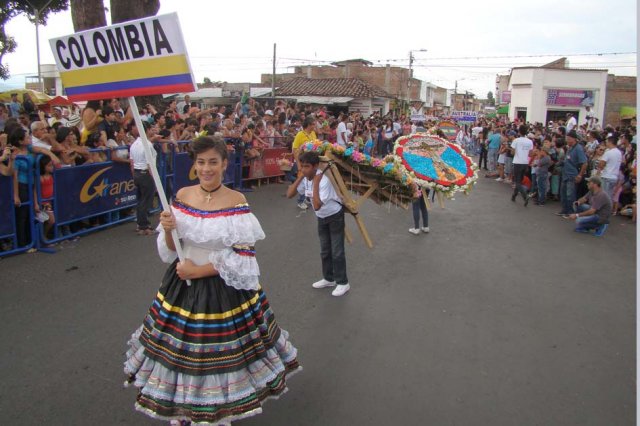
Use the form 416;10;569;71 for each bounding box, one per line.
1;177;635;426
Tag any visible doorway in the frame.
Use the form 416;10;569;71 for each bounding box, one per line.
515;108;527;122
546;110;579;126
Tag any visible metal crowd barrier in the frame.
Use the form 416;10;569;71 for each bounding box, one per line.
0;156;37;256
1;138;284;257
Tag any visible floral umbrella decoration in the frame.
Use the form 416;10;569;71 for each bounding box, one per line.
393;133;478;195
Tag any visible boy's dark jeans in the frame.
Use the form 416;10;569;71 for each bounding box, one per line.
317;209;348;285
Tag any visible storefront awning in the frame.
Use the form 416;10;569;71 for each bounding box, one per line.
294;96;354;105
497;105;509;114
620;106;636;119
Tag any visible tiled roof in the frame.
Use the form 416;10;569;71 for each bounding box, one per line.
275;78;391;98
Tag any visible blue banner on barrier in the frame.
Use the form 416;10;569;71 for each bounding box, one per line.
174;153;198;190
0;175;14;236
55;162;137;223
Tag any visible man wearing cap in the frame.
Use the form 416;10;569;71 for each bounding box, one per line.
48;107;68;127
567;176;612;235
8;93;21;118
557;129;587;215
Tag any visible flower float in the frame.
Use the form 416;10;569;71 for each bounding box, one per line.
393;133;478;196
301;140;419;205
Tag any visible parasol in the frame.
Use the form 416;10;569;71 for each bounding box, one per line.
46;96;74;106
0;89;52;104
437;120;457;141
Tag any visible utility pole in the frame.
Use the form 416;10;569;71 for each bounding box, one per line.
408;49;427;113
26;0;54;94
272;43;276;109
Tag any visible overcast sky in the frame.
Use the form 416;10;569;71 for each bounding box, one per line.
2;0;637;98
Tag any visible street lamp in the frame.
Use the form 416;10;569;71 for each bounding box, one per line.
408;49;427;111
25;0;54;94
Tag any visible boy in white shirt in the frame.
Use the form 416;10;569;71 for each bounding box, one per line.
286;151;350;296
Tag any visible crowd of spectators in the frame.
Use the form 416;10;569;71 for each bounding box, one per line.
0;91;636;251
467;113;637;232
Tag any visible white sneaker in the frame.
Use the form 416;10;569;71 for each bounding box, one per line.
408;228;421;235
312;278;336;289
495;178;503;181
331;284;350;296
422;227;430;233
297;202;308;210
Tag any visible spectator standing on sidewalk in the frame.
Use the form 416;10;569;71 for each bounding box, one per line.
597;135;623;199
486;126;501;177
510;125;533;206
291;116;317;210
557;130;587;216
129;121;156;235
534;147;551;206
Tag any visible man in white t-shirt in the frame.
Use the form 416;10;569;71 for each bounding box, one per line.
510;125;534;206
286;151;350;297
566;113;577;133
336;115;349;147
585;106;596;129
48;107;68;127
597;136;623;198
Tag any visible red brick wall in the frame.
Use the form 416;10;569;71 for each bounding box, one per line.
262;64;412;99
604;75;637;127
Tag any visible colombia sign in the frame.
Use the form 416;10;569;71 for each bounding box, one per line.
49;13;196;101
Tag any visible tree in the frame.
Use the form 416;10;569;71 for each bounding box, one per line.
0;0;69;80
487;91;495;106
203;77;212;85
110;0;159;24
69;0;105;31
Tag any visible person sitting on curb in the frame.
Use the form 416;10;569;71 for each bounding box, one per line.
566;176;612;236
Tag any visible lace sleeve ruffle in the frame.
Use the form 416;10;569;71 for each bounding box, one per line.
156;223;178;264
175;210;266;247
209;246;260;291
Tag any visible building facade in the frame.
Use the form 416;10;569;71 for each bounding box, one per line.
507;58;608;125
604;75;637;126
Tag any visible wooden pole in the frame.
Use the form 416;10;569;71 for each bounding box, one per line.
436;191;446;209
421;188;431;210
320;155;374;249
128;96;191;286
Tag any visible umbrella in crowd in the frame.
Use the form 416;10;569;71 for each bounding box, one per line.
46;95;74;106
0;89;52;104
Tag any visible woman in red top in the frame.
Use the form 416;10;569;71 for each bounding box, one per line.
37;156;55;238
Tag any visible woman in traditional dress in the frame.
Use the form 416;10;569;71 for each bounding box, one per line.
124;136;300;425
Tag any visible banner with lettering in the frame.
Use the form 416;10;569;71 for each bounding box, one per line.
54;163;137;223
49;13;196;101
546;89;594;107
249;148;287;179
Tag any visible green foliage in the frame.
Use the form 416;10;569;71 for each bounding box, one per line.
486;91;495;106
0;0;69;80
